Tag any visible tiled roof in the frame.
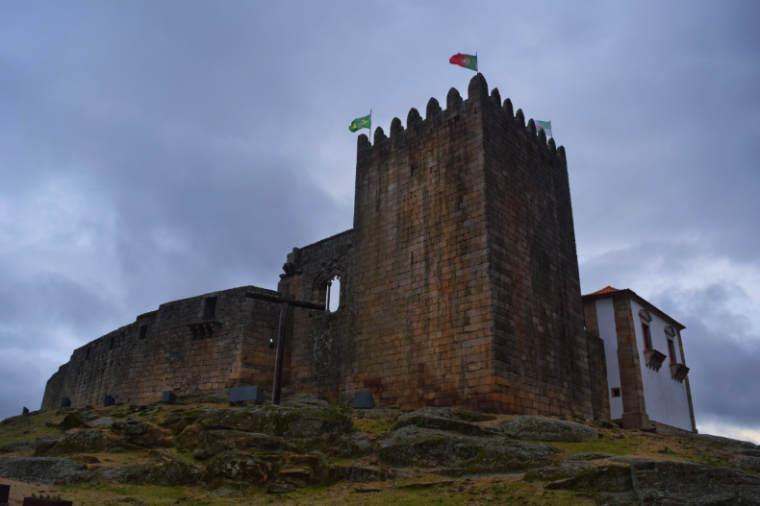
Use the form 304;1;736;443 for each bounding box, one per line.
587;285;621;296
582;285;685;330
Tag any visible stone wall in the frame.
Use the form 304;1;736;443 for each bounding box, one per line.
347;82;495;410
42;74;608;420
479;76;593;418
612;293;651;429
344;74;596;417
586;333;611;421
42;286;281;409
278;230;353;401
583;302;611;420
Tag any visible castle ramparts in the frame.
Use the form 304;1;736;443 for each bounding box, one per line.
43;74;608;421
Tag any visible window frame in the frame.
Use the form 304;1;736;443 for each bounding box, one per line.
667;337;678;365
641;322;653;351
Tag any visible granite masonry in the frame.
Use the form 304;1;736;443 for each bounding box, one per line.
43;74;615;422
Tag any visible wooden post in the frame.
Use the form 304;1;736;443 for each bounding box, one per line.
244;292;325;406
272;304;288;405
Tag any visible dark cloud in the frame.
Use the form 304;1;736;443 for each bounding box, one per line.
657;285;760;428
0;1;758;439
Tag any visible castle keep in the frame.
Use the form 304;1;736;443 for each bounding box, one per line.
43;74;639;423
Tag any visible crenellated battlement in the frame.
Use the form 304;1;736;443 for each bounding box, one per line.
356;73;565;169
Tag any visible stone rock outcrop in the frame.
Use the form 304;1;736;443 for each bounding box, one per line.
0;457;91;484
185;429;294;460
392;407;495;436
548;459;760;505
546;464;633;492
59;412;88;431
379;425;556;472
34;429;132;456
3;403;759;503
499;416;599;442
735;448;760;473
631;460;760;505
203;450;274;484
330;431;374;458
99;454;202;486
192;404;352;440
110;419;171;448
328;464;393;483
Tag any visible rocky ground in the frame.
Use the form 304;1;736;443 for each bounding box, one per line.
1;397;759;505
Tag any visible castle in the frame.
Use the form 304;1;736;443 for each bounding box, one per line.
42;74;695;431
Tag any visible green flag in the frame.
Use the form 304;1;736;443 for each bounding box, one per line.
535;120;553;138
349;113;371;133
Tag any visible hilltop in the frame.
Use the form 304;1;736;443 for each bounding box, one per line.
0;398;759;505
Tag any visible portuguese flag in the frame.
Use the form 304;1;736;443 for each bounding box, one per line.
349;113;371;133
449;52;478;71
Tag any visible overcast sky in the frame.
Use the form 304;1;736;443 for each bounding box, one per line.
1;1;758;441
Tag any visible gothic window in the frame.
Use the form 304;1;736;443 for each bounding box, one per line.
325;275;341;313
139;325;148;339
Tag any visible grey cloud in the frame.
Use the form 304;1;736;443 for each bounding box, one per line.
657;286;760;427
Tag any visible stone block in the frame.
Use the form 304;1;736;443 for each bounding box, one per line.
350;390;376;409
228;385;265;404
22;498;73;506
160;391;176;404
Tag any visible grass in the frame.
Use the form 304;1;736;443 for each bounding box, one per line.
59;483;210;505
2;405;750;504
551;433;647;457
54;477;593;506
352;416;394;436
250;475;592;506
0;410;64;453
550;427;742;473
81;450;152;467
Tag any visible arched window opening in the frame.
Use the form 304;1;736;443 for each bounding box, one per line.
325;275;341;313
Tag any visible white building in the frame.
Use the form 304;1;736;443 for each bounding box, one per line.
583;286;696;432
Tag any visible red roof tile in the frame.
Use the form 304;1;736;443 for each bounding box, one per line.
581;286;685;329
587;285;621;296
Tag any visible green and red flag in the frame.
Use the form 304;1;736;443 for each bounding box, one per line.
449;52;478;71
349;112;371;133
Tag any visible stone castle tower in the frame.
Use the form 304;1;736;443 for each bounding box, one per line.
43;74;605;420
341;73;593;417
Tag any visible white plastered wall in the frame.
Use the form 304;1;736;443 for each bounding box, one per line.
630;300;692;431
595;298;623;419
